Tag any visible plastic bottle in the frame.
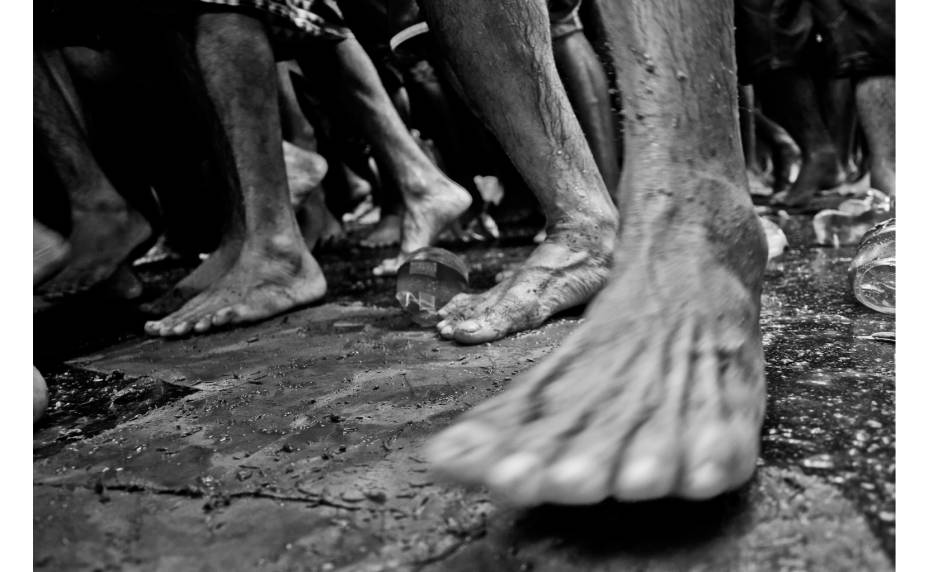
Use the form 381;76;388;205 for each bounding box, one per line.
396;247;469;326
849;218;895;314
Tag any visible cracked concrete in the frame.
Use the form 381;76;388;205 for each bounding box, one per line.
34;233;894;571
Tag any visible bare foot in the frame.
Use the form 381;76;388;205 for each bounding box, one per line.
298;191;345;252
360;211;403;248
144;236;326;337
34;366;48;424
370;176;472;276
99;264;144;300
33;221;70;286
284;141;328;207
400;175;472;256
372;254;405;277
426;189;768;505
770;148;843;208
435;217;615;344
139;240;241;316
36;203;150;296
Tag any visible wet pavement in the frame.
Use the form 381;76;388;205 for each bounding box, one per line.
34;219;895;571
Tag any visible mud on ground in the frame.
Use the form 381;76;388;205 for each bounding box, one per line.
34;219;894;571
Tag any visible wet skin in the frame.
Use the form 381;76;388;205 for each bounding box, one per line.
422;0;768;505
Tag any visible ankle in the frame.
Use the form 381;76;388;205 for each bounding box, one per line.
245;232;305;259
548;208;618;248
398;170;453;200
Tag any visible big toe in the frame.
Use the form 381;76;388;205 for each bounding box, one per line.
451;315;509;345
425;421;501;483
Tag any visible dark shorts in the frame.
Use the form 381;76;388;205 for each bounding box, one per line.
735;0;894;82
36;0;352;53
198;0;352;45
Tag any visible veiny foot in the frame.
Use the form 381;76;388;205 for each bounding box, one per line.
37;203;150;296
360;211;403;249
771;148;843;208
284;141;328;207
33;220;70;286
426;213;768;506
436;219;615;344
144;237;326;337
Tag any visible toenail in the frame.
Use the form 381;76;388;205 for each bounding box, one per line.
548;456;597;489
684;462;727;499
542;456;614;504
614;457;663;496
456;321;480;334
487;453;541;491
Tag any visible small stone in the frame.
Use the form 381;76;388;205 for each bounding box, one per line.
801;454;835;470
340;490;366;502
246;335;259;343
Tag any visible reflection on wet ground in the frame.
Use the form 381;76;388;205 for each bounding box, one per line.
34;217;894;570
761;246;895;554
